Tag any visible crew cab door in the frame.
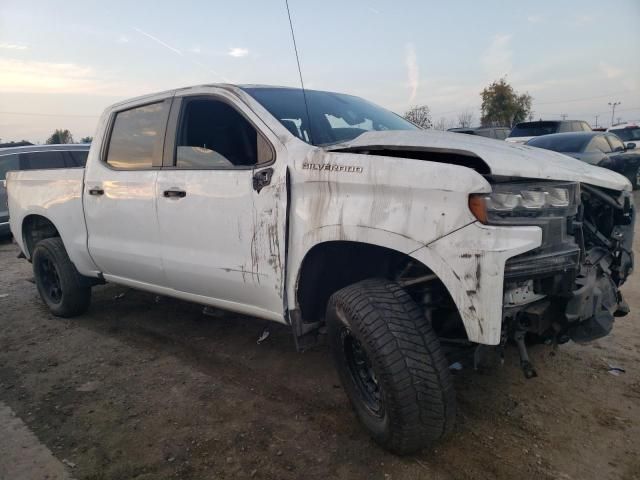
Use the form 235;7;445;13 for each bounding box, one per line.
84;97;172;286
155;90;287;320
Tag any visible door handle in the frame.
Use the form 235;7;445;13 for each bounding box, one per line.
88;187;104;196
253;167;274;193
163;188;187;199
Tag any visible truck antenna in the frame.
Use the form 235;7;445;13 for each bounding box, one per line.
285;0;313;143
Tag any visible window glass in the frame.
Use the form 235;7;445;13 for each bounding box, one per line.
581;122;592;132
611;127;640;142
527;134;590;152
22;151;66;169
106;102;169;169
509;121;560;137
607;134;625;152
67;150;89;167
0;154;20;180
586;136;612;153
176;98;267;168
242;87;418;146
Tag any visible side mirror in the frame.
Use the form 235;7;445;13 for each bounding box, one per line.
626;142;636;150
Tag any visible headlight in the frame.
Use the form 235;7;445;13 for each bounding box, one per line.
469;182;579;224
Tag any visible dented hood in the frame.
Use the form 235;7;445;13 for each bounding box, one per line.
326;130;631;191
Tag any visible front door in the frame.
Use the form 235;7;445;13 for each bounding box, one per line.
155;93;287;320
84;98;171;286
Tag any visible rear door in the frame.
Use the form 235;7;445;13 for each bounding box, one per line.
155;89;287;320
83;97;172;286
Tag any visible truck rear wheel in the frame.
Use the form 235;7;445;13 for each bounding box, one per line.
32;237;91;317
326;278;456;454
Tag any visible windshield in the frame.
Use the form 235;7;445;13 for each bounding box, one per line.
509;121;560;138
527;134;591;152
611;127;640;142
242;87;418;146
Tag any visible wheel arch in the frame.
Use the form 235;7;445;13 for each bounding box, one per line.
22;214;61;260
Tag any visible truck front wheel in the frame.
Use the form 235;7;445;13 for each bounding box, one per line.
32;237;91;317
326;278;456;454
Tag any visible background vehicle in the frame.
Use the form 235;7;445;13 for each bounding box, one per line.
506;120;592;144
448;126;511;140
0;144;89;237
6;84;635;454
526;132;639;189
608;123;640;149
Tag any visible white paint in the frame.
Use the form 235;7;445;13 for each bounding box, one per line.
5;83;630;344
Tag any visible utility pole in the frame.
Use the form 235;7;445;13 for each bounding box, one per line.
594;115;599;128
608;101;621;126
616;117;622;125
560;113;568;120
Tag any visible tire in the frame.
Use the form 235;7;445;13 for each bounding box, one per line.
32;237;91;317
326;278;456;454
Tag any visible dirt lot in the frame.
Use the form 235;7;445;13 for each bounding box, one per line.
1;193;639;480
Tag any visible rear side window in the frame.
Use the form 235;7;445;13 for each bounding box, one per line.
586;136;612;153
21;151;66;170
67;150;89;167
0;154;20;180
106;101;170;169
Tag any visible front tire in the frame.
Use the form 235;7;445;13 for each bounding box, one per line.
326;278;456;454
32;237;91;317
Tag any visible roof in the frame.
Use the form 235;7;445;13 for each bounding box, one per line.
0;144;90;155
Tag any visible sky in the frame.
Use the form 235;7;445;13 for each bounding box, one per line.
0;0;639;143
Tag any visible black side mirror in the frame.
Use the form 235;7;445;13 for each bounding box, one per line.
626;142;636;150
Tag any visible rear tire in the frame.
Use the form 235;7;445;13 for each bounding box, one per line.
32;237;91;317
326;278;456;454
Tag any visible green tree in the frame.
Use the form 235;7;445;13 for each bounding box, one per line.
403;105;433;129
480;78;532;127
46;129;74;144
80;136;93;143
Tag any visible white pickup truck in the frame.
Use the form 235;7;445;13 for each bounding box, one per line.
7;84;636;454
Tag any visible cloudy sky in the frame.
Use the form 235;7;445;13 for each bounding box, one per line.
0;0;639;142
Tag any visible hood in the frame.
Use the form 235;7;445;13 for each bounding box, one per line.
326;130;631;191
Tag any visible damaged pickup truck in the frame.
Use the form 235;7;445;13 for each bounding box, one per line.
7;85;635;454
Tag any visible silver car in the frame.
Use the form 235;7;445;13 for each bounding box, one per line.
0;144;90;236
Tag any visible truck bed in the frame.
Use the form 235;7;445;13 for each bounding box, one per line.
7;168;98;276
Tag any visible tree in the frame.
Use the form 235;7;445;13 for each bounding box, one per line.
80;136;93;143
457;110;475;128
46;129;74;144
480;77;532;127
403;105;433;129
433;117;454;131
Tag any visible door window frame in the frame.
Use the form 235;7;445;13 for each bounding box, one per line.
161;94;276;170
101;98;173;171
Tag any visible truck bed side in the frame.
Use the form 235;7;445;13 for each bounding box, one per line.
7;168;99;276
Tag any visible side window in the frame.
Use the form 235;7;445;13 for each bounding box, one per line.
587;136;612;153
558;122;571;133
66;150;89;167
0;154;20;180
106;101;170;169
607;134;625;152
21;151;67;170
581;122;591;132
175;98;272;169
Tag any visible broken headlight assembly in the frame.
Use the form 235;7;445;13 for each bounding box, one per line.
468;181;580;224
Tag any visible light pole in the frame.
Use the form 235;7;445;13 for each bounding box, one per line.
608;101;621;126
594;115;599;128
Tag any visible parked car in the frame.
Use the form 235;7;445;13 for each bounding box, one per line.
0;144;89;237
6;84;635;454
448;126;511;140
506;120;592;144
607;123;640;149
526;132;639;189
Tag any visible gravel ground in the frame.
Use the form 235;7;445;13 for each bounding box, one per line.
0;192;638;479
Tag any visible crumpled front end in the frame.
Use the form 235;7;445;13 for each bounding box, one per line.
501;183;634;347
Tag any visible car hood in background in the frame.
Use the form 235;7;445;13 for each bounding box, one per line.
505;136;536;144
326;130;631;191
